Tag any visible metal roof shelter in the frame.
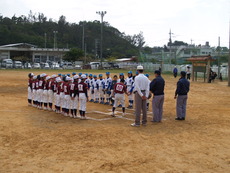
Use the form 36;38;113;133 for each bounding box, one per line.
0;43;69;63
187;55;216;82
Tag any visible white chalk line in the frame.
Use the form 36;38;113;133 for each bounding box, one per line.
0;109;164;122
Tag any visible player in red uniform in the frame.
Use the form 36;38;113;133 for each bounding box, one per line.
47;74;57;111
111;78;128;117
63;76;71;116
43;76;50;110
76;74;88;119
55;77;62;113
70;75;79;118
28;73;34;106
32;75;37;107
38;73;46;109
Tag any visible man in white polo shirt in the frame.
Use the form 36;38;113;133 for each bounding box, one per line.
131;65;150;127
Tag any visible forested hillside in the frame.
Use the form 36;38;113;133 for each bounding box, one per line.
0;11;146;59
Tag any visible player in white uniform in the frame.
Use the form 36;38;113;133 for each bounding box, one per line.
104;72;112;105
88;74;94;102
78;73;82;83
98;74;105;104
145;74;151;110
93;75;99;103
126;71;134;109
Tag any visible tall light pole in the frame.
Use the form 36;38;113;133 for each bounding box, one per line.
169;29;173;65
82;22;85;52
53;31;58;49
218;36;221;77
96;11;107;68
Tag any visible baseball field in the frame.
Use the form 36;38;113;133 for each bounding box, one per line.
0;69;230;173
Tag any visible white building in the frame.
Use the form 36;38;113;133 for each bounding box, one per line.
0;43;69;63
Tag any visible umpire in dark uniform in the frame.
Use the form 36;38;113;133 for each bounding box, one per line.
150;70;165;122
174;71;190;120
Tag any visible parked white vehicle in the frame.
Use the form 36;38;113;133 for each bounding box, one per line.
44;63;50;69
90;62;100;69
13;61;23;68
74;64;82;69
51;62;60;69
24;62;32;69
1;59;13;68
33;63;41;69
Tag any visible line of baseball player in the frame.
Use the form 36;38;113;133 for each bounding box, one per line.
27;71;151;119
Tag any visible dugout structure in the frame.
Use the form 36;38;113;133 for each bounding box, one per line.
187;55;216;82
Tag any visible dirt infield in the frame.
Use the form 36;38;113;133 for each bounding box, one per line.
0;70;230;173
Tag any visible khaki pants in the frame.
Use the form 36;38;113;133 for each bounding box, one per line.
134;91;147;125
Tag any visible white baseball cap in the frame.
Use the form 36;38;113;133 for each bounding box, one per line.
40;73;46;77
81;74;87;79
46;76;51;80
137;65;144;70
73;75;79;79
66;76;72;81
51;74;57;78
56;77;62;82
33;75;37;79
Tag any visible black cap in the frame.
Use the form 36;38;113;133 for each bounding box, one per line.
154;70;161;75
181;71;186;77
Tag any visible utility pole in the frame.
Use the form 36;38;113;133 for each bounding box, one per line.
44;33;47;48
53;31;58;49
82;22;85;53
96;11;107;69
218;37;221;77
169;29;173;65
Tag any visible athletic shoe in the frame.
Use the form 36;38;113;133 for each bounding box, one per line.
118;104;122;107
111;113;115;117
131;123;140;127
175;117;185;120
94;101;99;103
122;113;125;116
110;104;113;106
100;101;104;104
69;114;73;118
89;99;94;102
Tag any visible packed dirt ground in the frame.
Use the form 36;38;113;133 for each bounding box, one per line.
0;70;230;173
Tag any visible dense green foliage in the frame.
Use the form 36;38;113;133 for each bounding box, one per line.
0;11;143;59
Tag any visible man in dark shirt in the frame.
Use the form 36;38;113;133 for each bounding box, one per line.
173;66;178;78
150;70;165;122
174;71;190;120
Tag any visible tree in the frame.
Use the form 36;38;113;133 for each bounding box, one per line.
64;48;84;62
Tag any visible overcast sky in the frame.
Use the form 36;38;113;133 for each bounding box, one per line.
0;0;230;47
